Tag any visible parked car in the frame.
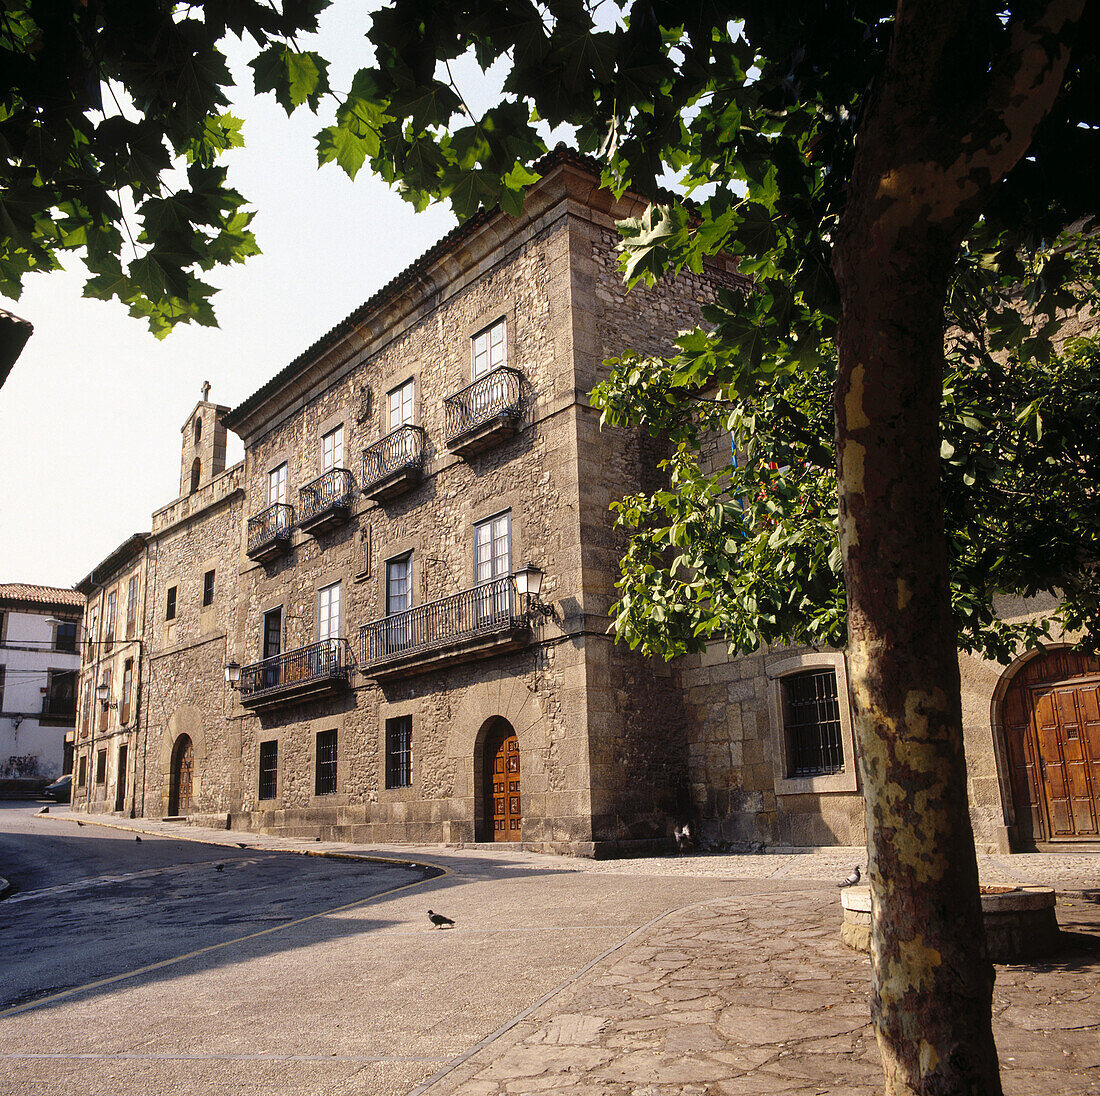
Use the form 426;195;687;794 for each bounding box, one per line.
44;774;72;803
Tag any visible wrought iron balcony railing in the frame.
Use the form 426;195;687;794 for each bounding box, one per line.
247;503;294;560
299;468;355;532
238;638;352;707
444;366;524;451
360;576;528;674
362;425;425;499
41;695;76;719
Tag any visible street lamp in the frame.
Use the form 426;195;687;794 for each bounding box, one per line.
513;563;543;599
95;681;116;711
224;660;242;688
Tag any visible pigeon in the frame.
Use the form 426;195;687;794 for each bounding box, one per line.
236;842;250;849
428;909;455;929
215;863;224;872
673;822;694;857
135;835;142;843
838;865;861;888
75;820;85;827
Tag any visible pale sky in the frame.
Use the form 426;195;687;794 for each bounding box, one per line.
0;7;462;588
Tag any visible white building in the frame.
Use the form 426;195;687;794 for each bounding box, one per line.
0;584;83;785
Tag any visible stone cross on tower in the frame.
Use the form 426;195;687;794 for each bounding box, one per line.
201;380;211;402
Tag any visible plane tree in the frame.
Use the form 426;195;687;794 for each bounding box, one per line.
259;2;1099;1093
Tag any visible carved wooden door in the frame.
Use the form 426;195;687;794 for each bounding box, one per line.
172;736;194;815
488;731;521;841
1031;680;1100;839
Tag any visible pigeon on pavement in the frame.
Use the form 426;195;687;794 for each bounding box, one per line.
75;820;85;827
428;909;455;929
135;835;142;843
215;864;225;872
838;866;861;888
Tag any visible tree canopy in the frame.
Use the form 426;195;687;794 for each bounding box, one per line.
0;0;327;336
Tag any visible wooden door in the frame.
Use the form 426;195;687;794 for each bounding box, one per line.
114;744;127;812
487;730;521;841
1003;649;1100;845
1031;681;1099;839
171;735;194;815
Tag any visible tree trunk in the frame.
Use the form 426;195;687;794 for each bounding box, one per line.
833;247;1001;1095
831;3;1083;1091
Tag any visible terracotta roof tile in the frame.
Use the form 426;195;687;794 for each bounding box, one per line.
0;583;84;608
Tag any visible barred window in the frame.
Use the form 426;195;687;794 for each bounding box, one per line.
258;740;278;800
781;669;844;776
315;729;338;796
386;716;412;789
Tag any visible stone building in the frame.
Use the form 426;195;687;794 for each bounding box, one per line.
71;150;1100;855
0;583;82;787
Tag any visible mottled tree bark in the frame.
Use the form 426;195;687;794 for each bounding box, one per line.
831;2;1084;1093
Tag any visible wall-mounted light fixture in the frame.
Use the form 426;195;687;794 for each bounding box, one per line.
95;681;116;712
224;661;241;689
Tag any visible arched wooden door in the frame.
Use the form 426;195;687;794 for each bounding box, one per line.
484;721;521;842
169;734;194;816
1003;649;1100;844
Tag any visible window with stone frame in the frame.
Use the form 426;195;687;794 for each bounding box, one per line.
268;462;288;506
386;715;412;788
120;659;133;724
472;317;506;378
258;740;278;800
315;729;338;796
104;589;117;648
780;668;845;777
387;379;415;431
203;569;215;608
320;424;345;472
165;585;177;621
126;576;138;638
77;754;87;786
95;749;107;785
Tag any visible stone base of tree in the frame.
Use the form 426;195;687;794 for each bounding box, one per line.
841;885;1061;962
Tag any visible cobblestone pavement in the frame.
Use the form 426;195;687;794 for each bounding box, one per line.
421;889;1100;1096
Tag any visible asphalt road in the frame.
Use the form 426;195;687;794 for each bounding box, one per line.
0;801;432;1013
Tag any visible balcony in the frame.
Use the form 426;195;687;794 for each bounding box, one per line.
299;468;355;535
247;503;294;562
361;425;425;503
238;639;352;710
444;366;524;456
359;576;530;680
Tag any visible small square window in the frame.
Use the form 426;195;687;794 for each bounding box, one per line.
203;570;215;607
315;729;338;796
259;741;278;800
386;716;412;789
166;586;177;621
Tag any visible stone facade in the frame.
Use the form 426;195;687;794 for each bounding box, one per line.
70;151;1093;856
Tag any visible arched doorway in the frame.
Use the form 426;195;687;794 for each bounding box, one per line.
169;734;194;816
483;718;521;842
1002;648;1100;845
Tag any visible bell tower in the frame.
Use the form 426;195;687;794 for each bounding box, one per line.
180;382;230;497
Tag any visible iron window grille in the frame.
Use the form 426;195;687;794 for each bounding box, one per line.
259;740;278;800
386;716;412;788
781;669;845;776
315;729;338;796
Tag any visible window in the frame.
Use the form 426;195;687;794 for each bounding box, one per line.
384;553;412;651
315;729;337;795
104;590;117;645
472;318;506;378
55;620;78;653
44;669;76;718
474;511;512;621
194;417;202;446
321;425;344;472
0;665;4;710
386;715;412;788
262;607;282;689
203;569;215;607
766;652;858;796
98;668;110;731
268;463;288;506
781;669;844;776
387;380;414;431
81;678;91;735
77;754;87;787
258;740;278;800
318;582;341;643
190;457;201;493
95;749;107;785
88;606;98;649
126;576;138;638
120;659;133;724
165;586;177;621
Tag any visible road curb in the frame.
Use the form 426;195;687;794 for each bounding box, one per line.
35;810;446;878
